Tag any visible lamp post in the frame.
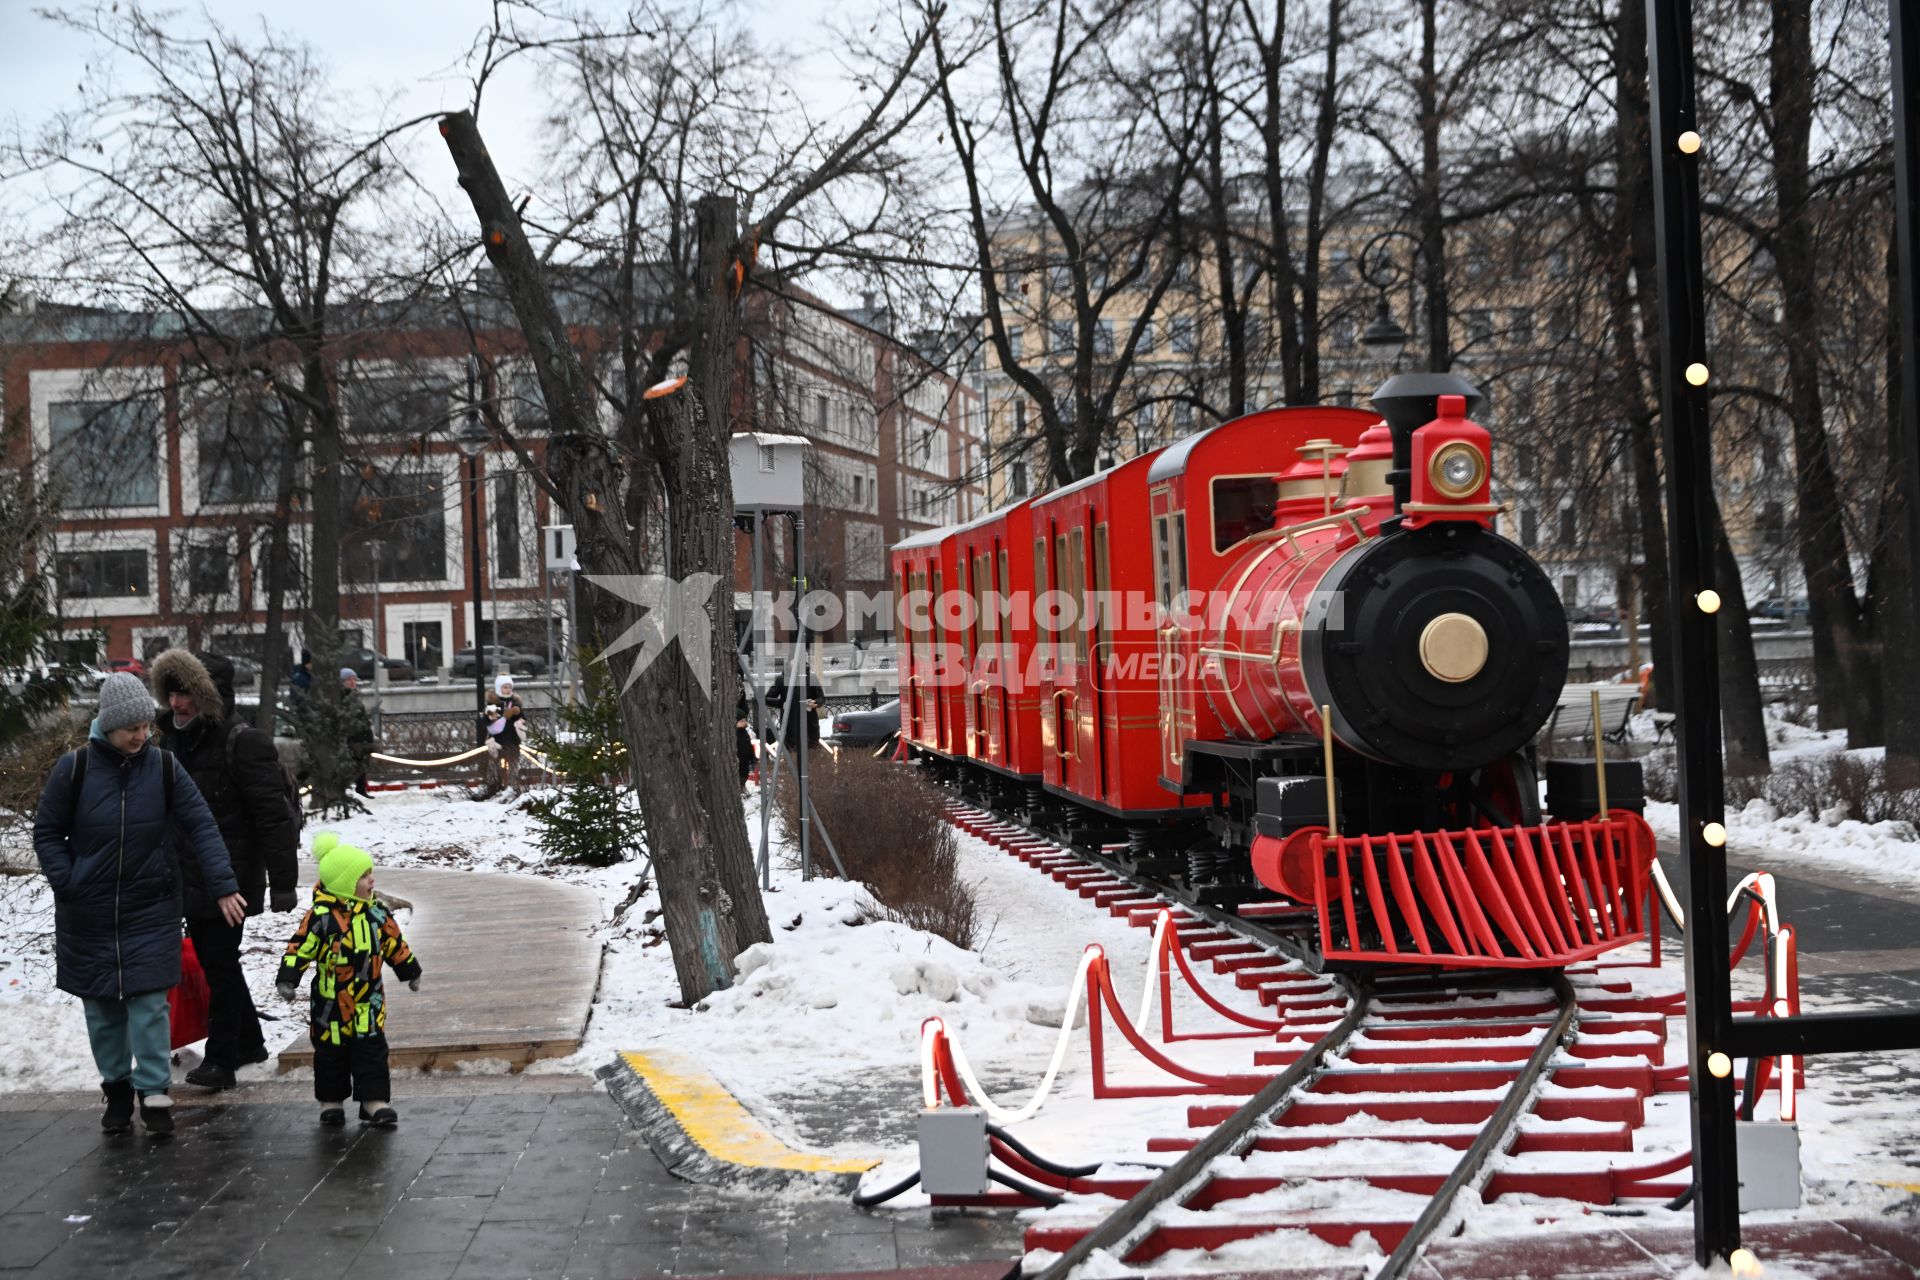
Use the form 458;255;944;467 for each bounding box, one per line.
455;391;491;740
1358;229;1424;368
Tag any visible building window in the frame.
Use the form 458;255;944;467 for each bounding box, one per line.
1138;320;1154;354
1327;248;1353;283
1547;249;1570;279
194;390;291;505
344;373;449;438
1002;268;1021;297
1515;446;1537;481
1554;441;1575;472
813;394;830;432
1170;316;1196;354
1559;507;1578;545
1332;316;1354;348
1050;317;1075;353
1510;307;1535;347
1333;386;1354;408
344;467;448;584
403;621;445;670
852;473;864;506
1520;509;1539;548
1561;573;1580;606
1467;309;1493;345
1174;402;1194;434
1094;319;1115;357
1011;460;1029;497
49;399;160;510
1762;501;1786;545
186;542;235;600
1007;325;1024;359
1549;304;1575;342
759;444;777;473
493;472;523;580
58;549;148;599
509;371;549;433
1014;399;1028;434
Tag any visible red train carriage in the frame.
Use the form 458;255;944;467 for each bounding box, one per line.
894;525;965;757
951;500;1045;790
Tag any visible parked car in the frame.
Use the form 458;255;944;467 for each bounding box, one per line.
1753;596;1810;622
828;699;900;748
450;645;549;677
341;647;418;683
102;657;148;679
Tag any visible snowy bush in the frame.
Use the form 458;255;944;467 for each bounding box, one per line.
775;750;978;949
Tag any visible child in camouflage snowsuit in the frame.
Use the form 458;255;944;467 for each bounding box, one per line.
277;832;422;1127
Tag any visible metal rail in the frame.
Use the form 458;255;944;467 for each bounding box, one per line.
941;799;1586;1279
1373;973;1579;1280
1028;980;1370;1280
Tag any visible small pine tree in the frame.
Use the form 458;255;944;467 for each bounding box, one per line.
525;658;643;867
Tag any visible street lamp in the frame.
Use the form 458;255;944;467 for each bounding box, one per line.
455;406;491;738
1358;229;1425;369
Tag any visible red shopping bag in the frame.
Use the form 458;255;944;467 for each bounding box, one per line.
169;937;211;1050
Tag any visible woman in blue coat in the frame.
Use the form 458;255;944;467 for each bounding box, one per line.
33;673;245;1137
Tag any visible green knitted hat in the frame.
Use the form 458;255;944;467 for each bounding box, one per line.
317;839;374;900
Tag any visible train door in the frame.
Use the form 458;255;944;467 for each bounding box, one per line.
1092;520;1114;801
994;546;1013;764
898;564;921;742
931;566;949;752
1152;499;1189;782
1036;528;1066;785
965;550;994;760
1060;523;1092;794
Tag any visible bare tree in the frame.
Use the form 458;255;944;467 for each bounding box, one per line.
438;4;937;1003
9;6;436;813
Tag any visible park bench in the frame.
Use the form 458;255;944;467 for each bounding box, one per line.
1540;682;1642;746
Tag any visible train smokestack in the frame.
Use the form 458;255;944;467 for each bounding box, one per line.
1370;372;1484;516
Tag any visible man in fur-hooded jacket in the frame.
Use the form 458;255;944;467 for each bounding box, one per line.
151;651;301;1089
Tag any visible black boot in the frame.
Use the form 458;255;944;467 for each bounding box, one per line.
184;1061;236;1090
358;1104;398;1127
138;1092;175;1137
100;1080;134;1134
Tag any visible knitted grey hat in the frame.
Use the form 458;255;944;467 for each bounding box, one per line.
97;672;155;734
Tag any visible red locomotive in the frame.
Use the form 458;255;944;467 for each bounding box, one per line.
893;374;1655;973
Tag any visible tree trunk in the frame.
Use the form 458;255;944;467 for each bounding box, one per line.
1416;0;1450;373
1612;0;1675;709
1882;231;1920;786
1712;506;1771;778
1769;0;1871;740
253;414;305;731
438;111;769;1005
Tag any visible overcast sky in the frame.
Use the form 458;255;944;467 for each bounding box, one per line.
1;0;868;228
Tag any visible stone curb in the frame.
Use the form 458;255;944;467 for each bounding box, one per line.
597;1051;877;1195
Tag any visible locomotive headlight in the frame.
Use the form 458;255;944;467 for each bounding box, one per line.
1429;442;1486;498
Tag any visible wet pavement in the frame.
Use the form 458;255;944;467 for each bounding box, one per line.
0;1079;1021;1279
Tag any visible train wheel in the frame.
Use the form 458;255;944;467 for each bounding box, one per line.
1475;752;1542;827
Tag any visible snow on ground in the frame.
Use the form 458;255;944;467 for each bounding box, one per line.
5;766;1918;1264
1645;796;1920;894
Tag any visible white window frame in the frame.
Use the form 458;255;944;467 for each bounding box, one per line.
168;527;244;614
175;370;301;515
32;367;171;519
53;528;160;618
339;356;463;443
386;602;456;666
485;455;539;589
339;452;466;594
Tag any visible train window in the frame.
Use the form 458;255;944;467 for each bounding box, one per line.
972;553;991;661
1055;533;1071;662
1211;475;1281;554
1093;523;1113;662
1068;527;1088;664
1172;513;1189;601
1153;514;1172;612
931;570;945;654
1034;537;1053;661
997;550;1013;651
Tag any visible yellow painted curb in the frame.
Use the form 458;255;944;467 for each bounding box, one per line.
620;1050;878;1175
1880;1180;1920;1195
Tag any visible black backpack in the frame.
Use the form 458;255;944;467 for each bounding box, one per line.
64;744;177;829
223;720;306;832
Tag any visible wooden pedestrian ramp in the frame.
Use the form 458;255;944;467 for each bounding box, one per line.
276;861;605;1073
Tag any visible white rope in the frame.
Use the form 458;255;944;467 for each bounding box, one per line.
1651;861;1686;929
1136;910;1173;1029
924;947;1099;1126
370;747;490;768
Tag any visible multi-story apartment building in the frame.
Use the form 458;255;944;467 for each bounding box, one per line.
0;282;982;668
741;289;986;643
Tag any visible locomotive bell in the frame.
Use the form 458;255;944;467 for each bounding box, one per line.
1369;372;1484;514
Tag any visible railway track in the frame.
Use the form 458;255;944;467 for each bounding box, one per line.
940;803;1692;1278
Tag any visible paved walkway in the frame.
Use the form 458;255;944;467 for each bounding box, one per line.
276;862;604;1073
0;1078;1022;1279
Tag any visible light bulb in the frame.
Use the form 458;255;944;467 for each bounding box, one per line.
1678;130;1703;155
1697;589;1722;614
1686;362;1710;386
1703;822;1728;847
1730;1246;1762;1277
1708;1051;1733;1078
